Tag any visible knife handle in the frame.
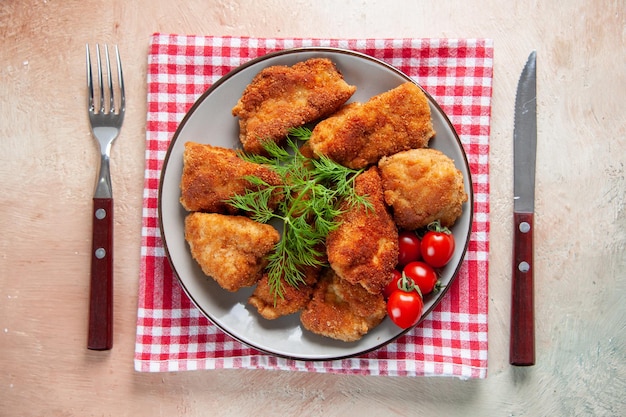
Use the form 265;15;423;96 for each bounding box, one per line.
88;197;113;350
510;211;535;365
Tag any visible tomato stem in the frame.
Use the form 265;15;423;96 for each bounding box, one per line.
427;220;452;235
398;272;423;298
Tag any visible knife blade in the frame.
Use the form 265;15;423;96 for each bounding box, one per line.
510;51;537;366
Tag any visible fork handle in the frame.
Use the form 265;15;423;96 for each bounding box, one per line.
88;197;113;350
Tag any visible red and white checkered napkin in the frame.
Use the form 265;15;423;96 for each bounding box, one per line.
135;34;492;378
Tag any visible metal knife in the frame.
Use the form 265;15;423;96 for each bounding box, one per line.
510;51;537;366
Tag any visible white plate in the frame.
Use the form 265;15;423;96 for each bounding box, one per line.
158;48;473;360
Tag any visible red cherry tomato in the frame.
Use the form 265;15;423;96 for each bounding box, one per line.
397;230;421;267
421;223;455;268
383;270;402;299
387;289;424;329
403;261;439;295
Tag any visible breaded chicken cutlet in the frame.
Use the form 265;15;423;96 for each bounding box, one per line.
308;82;436;169
184;212;280;292
231;58;356;154
179;142;283;213
248;267;320;320
379;148;468;230
300;269;387;342
326;166;399;294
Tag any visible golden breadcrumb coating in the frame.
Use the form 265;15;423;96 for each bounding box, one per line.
231;58;356;154
179;142;283;213
308;82;435;169
300;269;387;342
326;166;399;294
378;148;468;230
184;213;280;292
248;267;320;320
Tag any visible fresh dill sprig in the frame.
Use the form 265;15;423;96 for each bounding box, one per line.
286;125;313;140
227;128;370;300
227;184;279;224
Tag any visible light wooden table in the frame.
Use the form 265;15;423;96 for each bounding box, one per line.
1;1;624;416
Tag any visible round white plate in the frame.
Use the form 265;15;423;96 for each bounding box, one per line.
159;47;473;360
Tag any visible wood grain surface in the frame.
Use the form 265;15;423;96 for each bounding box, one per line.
1;1;624;416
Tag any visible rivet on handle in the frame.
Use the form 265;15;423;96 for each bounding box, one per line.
519;221;531;233
518;261;530;272
95;208;107;219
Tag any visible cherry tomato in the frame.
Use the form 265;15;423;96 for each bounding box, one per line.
421;222;455;268
397;230;421;267
403;261;439;295
387;289;424;329
383;270;402;299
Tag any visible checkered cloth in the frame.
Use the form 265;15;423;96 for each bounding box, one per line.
135;34;492;378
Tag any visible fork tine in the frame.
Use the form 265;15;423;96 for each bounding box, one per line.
104;45;114;114
86;44;94;112
115;45;125;113
96;44;104;114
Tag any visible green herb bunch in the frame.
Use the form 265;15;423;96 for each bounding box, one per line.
227;127;371;299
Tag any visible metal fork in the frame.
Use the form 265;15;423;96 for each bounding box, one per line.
86;44;125;350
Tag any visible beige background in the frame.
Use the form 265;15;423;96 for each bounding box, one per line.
1;0;625;416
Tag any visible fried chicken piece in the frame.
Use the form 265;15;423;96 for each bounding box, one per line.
179;142;283;213
184;213;280;292
326;166;399;294
308;82;436;169
378;148;468;230
248;267;320;320
232;58;356;154
300;269;387;342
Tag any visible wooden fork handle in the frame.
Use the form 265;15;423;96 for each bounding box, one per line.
88;197;113;350
510;211;535;365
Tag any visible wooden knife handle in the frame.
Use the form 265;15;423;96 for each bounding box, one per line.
88;197;113;350
510;211;535;365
